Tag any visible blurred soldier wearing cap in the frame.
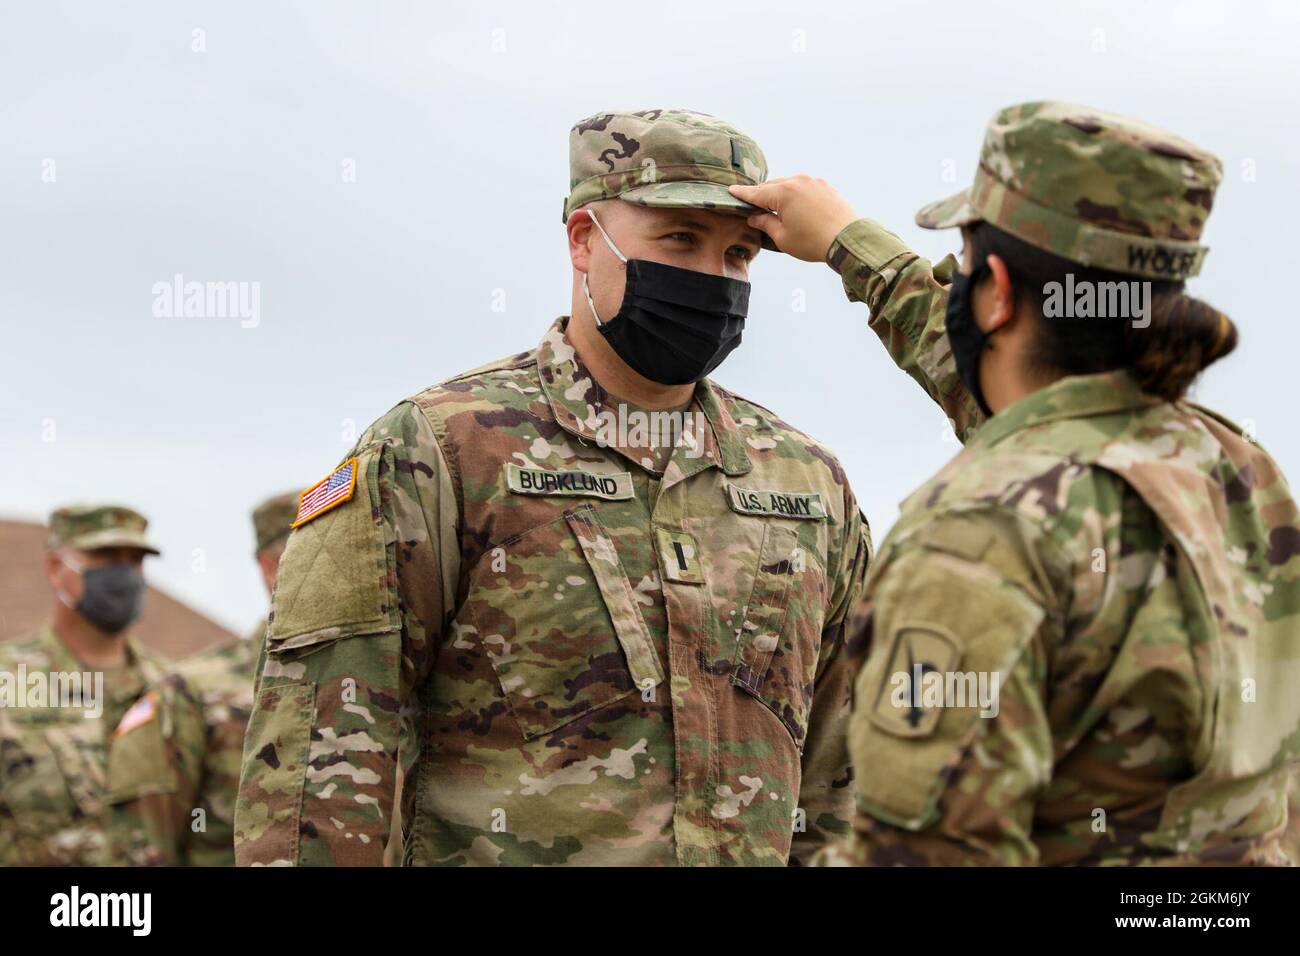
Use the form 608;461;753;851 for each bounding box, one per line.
235;109;892;866
107;491;297;866
245;491;299;659
733;101;1300;865
0;505;169;865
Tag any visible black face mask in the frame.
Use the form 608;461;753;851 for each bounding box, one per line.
944;265;995;418
584;211;748;385
72;564;146;634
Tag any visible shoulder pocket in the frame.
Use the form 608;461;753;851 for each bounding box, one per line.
267;445;400;656
849;546;1045;830
106;715;177;803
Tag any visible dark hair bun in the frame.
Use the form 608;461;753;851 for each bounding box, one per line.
1122;295;1237;401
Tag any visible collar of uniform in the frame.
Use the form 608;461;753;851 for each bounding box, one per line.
35;621;80;673
971;369;1161;449
692;378;753;476
36;620;151;696
536;317;752;477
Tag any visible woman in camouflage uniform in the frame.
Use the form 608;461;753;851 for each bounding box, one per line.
733;101;1300;865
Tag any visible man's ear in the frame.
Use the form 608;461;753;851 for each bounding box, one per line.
982;252;1018;335
567;210;596;272
257;546;284;595
45;549;76;596
43;550;62;587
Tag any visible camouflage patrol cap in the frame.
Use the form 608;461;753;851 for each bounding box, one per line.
564;108;776;249
47;504;160;555
916;101;1223;281
252;491;298;555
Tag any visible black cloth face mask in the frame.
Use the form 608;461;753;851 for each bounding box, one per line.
944;264;996;418
583;210;748;386
60;558;146;634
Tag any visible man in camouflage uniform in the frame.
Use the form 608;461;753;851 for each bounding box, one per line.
0;505;169;865
108;491;297;865
235;109;876;866
733;101;1300;864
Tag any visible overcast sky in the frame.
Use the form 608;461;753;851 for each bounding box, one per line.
3;0;1297;636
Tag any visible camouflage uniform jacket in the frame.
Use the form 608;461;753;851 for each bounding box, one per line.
0;624;169;865
236;317;872;866
823;218;1300;865
108;634;257;865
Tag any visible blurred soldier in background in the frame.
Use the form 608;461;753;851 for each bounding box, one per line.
108;491;296;865
733;100;1300;865
0;505;167;865
245;491;299;666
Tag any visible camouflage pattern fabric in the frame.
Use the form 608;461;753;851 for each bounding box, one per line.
564;108;775;249
818;212;1300;865
0;624;169;865
47;503;161;555
235;316;872;866
828;218;983;443
915;101;1222;280
108;634;258;865
1286;770;1300;863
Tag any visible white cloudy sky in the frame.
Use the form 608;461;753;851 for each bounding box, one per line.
3;0;1296;634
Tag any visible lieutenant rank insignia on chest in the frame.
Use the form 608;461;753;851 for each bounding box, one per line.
293;458;359;527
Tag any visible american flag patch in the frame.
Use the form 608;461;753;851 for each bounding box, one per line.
293;458;359;527
115;692;158;737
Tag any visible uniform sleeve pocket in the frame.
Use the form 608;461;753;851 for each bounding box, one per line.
234;682;314;866
106;718;177;803
849;546;1045;830
267;445;399;657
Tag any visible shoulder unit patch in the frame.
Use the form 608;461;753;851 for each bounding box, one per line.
870;625;962;739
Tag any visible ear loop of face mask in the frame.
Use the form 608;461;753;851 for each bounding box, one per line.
53;551;86;611
581;210;628;327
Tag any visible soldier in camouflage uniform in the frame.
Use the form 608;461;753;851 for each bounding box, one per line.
733;101;1300;865
107;491;297;865
0;505;170;866
235;109;881;866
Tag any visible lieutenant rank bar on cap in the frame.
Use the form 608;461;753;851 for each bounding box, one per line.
293;458;358;527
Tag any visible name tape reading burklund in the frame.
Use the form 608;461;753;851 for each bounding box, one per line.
506;464;634;500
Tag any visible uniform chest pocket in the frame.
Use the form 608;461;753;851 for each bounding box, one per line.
730;521;829;752
42;720;107;817
2;715;103;839
467;505;664;739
